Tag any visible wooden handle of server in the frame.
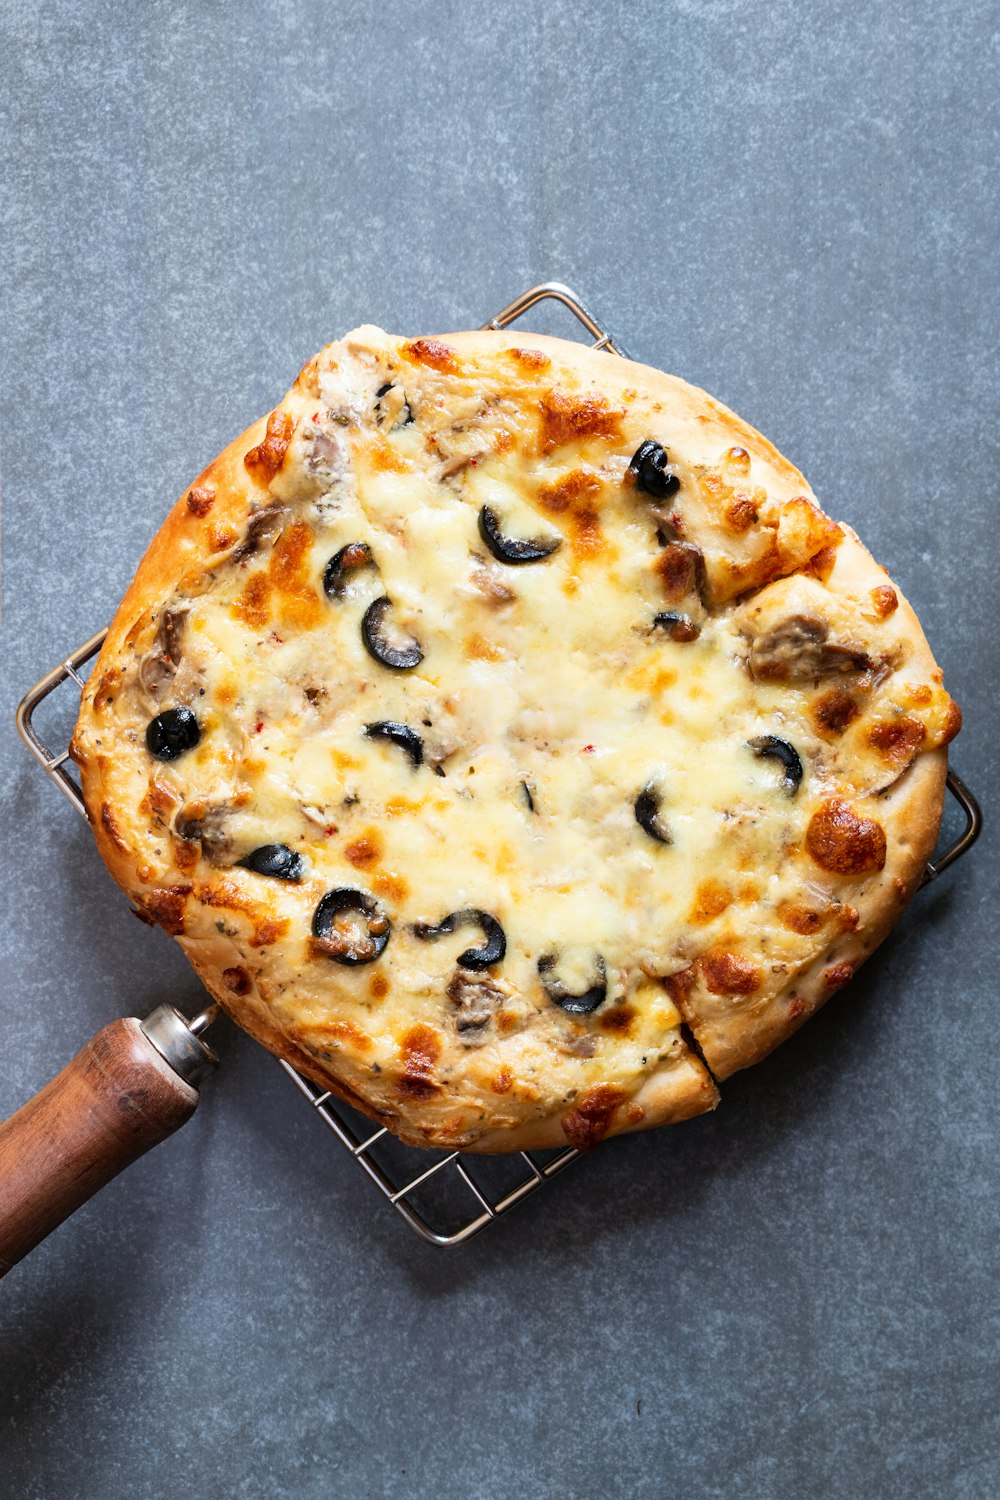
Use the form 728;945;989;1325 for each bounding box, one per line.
0;1017;202;1275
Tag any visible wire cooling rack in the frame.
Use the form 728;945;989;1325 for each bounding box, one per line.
15;282;983;1247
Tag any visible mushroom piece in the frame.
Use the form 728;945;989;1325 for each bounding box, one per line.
231;504;291;564
478;505;562;565
174;803;233;862
749;614;872;683
634;782;672;845
748;735;803;796
628;439;680;499
138;606;189;699
312;888;390;965
361;597;424;670
412;909;507;970
446;970;507;1035
364;720;424;768
538;954;607;1015
652;611;700;643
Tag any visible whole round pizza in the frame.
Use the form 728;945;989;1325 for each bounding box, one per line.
71;326;961;1151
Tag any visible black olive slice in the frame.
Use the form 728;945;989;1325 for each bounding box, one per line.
361;596;424;670
748;735;804;795
323;541;376;600
375;381;413;427
652;611;701;643
634;782;672;845
478;505;562;565
364;720;424;767
628;440;680;499
145;706;201;761
412;909;507;970
538;954;607;1015
312;888;390;965
237;843;306;882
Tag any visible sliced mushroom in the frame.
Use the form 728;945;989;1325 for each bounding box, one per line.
312;888;390;965
323;541;376;600
361;597;424;670
538;954;607;1015
138;606;189;698
413;909;507;970
634;783;672;845
652;611;700;643
749;615;872;683
231;504;290;564
364;721;424;767
478;505;562;565
174;803;232;861
446;970;507;1035
628;440;680;499
748;735;803;795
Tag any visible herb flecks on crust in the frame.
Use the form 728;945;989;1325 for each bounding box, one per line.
70;327;960;1151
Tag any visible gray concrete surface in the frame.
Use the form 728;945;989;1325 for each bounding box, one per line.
1;2;997;1496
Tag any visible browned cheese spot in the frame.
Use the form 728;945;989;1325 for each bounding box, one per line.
402;338;459;373
805;798;887;876
223;966;251;995
812;688;861;737
508;346;550;371
93;667;121;711
369;971;390;999
302;1019;373;1054
233;571;272;629
725;493;760;532
344;830;384;869
778;902;827;936
209;524;238;552
368;436;412;473
372;870;408;903
466;632;509;662
100;801;129;852
197;879;290;948
699;947;763;996
137;884;192;935
537;389;623;455
172;838;200;873
244;408;294;486
663;966;696;1006
396;1023;442;1098
871;585;899;618
269;521;322;629
866;715;926;766
186;484;216;518
561;1083;628;1150
537;468;605;558
804;544;840;581
598;1004;636;1037
689;880;732;925
824;962;855;991
491;1066;514;1094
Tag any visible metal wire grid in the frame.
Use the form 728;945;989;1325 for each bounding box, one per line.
15;282;983;1247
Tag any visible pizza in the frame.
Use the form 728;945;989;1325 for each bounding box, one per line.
70;326;961;1152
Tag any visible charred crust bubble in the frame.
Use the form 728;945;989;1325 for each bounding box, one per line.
634;782;672;844
364;721;424;767
413;909;506;970
323;541;375;599
237;843;306;881
652;611;700;643
361;596;424;670
478;505;562;565
629;440;680;499
748;735;804;795
312;888;390;965
538;954;607;1014
145;706;200;761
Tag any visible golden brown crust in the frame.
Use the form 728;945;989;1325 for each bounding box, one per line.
72;326;957;1151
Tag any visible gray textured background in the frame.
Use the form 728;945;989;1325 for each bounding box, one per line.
1;2;998;1496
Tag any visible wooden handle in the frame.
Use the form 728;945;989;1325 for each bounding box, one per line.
0;1017;199;1275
